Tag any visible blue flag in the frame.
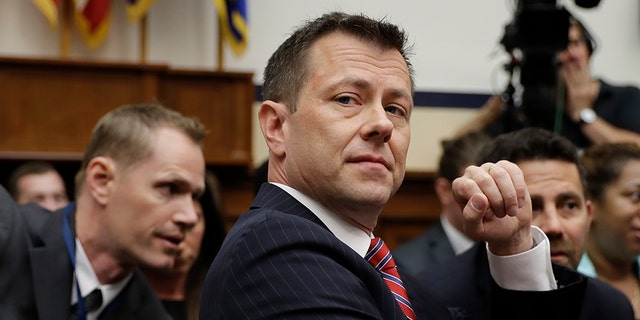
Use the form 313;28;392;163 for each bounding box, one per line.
214;0;248;57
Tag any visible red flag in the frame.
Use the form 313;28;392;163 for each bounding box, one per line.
74;0;111;49
32;0;60;27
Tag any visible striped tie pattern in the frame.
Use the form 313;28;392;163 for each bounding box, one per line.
365;237;416;320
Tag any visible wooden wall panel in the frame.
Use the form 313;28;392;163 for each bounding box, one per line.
0;57;253;166
162;70;254;165
0;57;166;154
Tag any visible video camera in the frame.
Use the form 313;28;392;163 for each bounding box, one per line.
498;0;599;132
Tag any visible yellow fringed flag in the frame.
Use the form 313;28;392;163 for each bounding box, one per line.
32;0;60;27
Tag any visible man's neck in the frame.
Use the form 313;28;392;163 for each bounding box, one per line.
76;206;133;284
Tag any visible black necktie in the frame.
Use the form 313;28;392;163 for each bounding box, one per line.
70;289;103;319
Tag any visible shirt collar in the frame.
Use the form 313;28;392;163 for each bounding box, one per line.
73;239;133;318
272;183;372;257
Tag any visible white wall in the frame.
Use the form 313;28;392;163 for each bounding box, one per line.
2;0;639;171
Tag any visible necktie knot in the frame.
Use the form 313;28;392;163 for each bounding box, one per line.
366;237;416;320
84;289;103;312
70;288;103;319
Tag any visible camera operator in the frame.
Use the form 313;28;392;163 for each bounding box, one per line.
453;15;640;149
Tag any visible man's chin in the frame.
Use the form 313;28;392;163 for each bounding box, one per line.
143;252;177;271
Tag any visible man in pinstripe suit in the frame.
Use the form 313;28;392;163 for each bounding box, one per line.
200;12;598;320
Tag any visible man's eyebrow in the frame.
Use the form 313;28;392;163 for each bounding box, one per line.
331;77;411;98
556;191;582;202
329;77;371;91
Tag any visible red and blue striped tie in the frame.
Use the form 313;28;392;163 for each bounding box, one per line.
366;237;416;320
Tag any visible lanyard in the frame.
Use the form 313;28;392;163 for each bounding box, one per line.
62;202;89;320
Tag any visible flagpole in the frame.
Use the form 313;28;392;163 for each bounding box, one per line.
140;15;148;63
60;0;73;58
217;12;224;71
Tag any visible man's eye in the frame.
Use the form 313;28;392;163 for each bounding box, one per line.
564;202;579;210
336;96;354;104
160;184;178;195
384;105;405;116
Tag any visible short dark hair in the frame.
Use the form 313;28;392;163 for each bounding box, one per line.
438;131;492;182
582;142;640;201
7;161;58;199
477;127;587;195
262;11;414;112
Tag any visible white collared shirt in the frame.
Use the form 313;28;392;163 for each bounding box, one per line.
72;239;132;320
272;183;557;291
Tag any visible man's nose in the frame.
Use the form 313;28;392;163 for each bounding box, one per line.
362;105;393;143
174;198;199;228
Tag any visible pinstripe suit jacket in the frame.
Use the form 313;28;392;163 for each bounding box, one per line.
200;183;453;319
0;186;171;320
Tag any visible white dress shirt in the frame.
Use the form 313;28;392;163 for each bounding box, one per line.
72;239;133;320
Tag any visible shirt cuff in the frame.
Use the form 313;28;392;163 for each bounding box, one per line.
487;226;557;291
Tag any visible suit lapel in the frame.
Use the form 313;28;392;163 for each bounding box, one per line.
29;209;74;320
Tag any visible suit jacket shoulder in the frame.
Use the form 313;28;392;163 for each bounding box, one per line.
0;190;170;320
200;183;452;319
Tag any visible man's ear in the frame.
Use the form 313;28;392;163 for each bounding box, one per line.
85;157;115;206
258;100;289;157
434;177;453;205
585;199;595;224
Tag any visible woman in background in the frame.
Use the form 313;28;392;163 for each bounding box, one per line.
580;142;640;319
142;171;227;320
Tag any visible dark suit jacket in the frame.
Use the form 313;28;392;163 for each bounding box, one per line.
393;218;456;276
419;242;635;320
0;186;170;320
200;183;453;319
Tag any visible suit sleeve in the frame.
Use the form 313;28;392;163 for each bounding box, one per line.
490;263;635;320
0;186;38;318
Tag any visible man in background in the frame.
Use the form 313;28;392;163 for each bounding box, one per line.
452;15;640;149
0;104;204;319
7;160;69;211
420;127;634;319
